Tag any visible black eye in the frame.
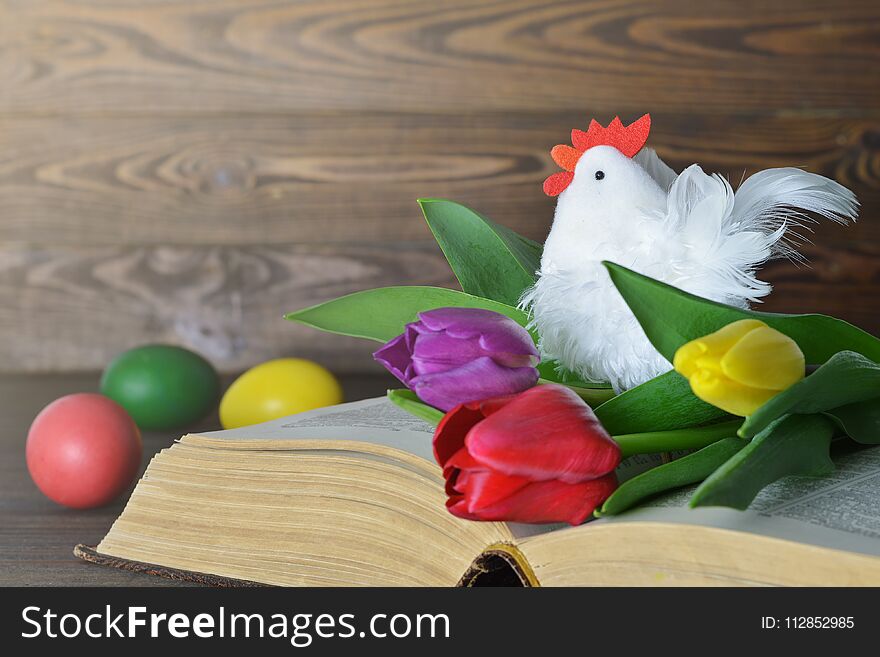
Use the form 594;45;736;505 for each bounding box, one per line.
595;170;605;180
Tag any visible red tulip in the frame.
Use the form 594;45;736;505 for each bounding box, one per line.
434;384;621;525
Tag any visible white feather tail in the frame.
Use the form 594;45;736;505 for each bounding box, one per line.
732;167;859;261
658;164;859;306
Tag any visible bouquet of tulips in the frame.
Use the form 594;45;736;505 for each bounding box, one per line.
287;200;880;525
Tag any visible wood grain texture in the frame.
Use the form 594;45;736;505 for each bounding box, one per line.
2;0;879;115
1;242;876;373
0;243;455;372
1;112;879;245
0;1;878;372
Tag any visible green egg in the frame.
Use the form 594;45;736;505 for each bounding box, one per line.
100;345;220;431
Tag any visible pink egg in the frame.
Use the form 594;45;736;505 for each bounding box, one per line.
26;393;142;509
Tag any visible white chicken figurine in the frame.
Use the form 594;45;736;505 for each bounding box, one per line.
521;114;858;392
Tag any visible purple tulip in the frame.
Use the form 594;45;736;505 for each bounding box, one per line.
373;307;540;411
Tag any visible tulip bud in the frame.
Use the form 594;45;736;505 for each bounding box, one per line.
673;319;805;417
434;384;620;525
373;308;540;411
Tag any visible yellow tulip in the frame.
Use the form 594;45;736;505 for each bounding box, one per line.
673;319;805;417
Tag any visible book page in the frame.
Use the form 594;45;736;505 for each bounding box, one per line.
191;399;664;542
196;400;880;557
193;397;436;462
603;443;880;557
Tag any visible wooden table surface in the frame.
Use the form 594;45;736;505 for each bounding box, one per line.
0;372;392;586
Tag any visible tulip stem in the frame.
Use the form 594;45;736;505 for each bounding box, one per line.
539;379;617;406
613;420;743;459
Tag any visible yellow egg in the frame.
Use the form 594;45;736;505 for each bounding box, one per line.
219;358;343;429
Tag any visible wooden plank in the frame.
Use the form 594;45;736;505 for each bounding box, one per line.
2;1;879;115
0;239;877;373
2;112;878;246
2;109;878;373
762;240;880;321
0;243;455;372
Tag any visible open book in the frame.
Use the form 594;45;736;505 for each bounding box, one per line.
77;398;880;586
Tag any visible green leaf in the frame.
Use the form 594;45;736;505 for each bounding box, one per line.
419;198;542;307
598;438;747;516
690;414;835;510
739;351;880;439
823;398;880;444
594;370;729;435
285;286;530;343
387;389;444;426
603;262;880;365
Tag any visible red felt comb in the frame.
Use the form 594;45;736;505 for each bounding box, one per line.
543;114;651;196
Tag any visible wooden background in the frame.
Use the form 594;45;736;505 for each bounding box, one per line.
1;0;878;374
